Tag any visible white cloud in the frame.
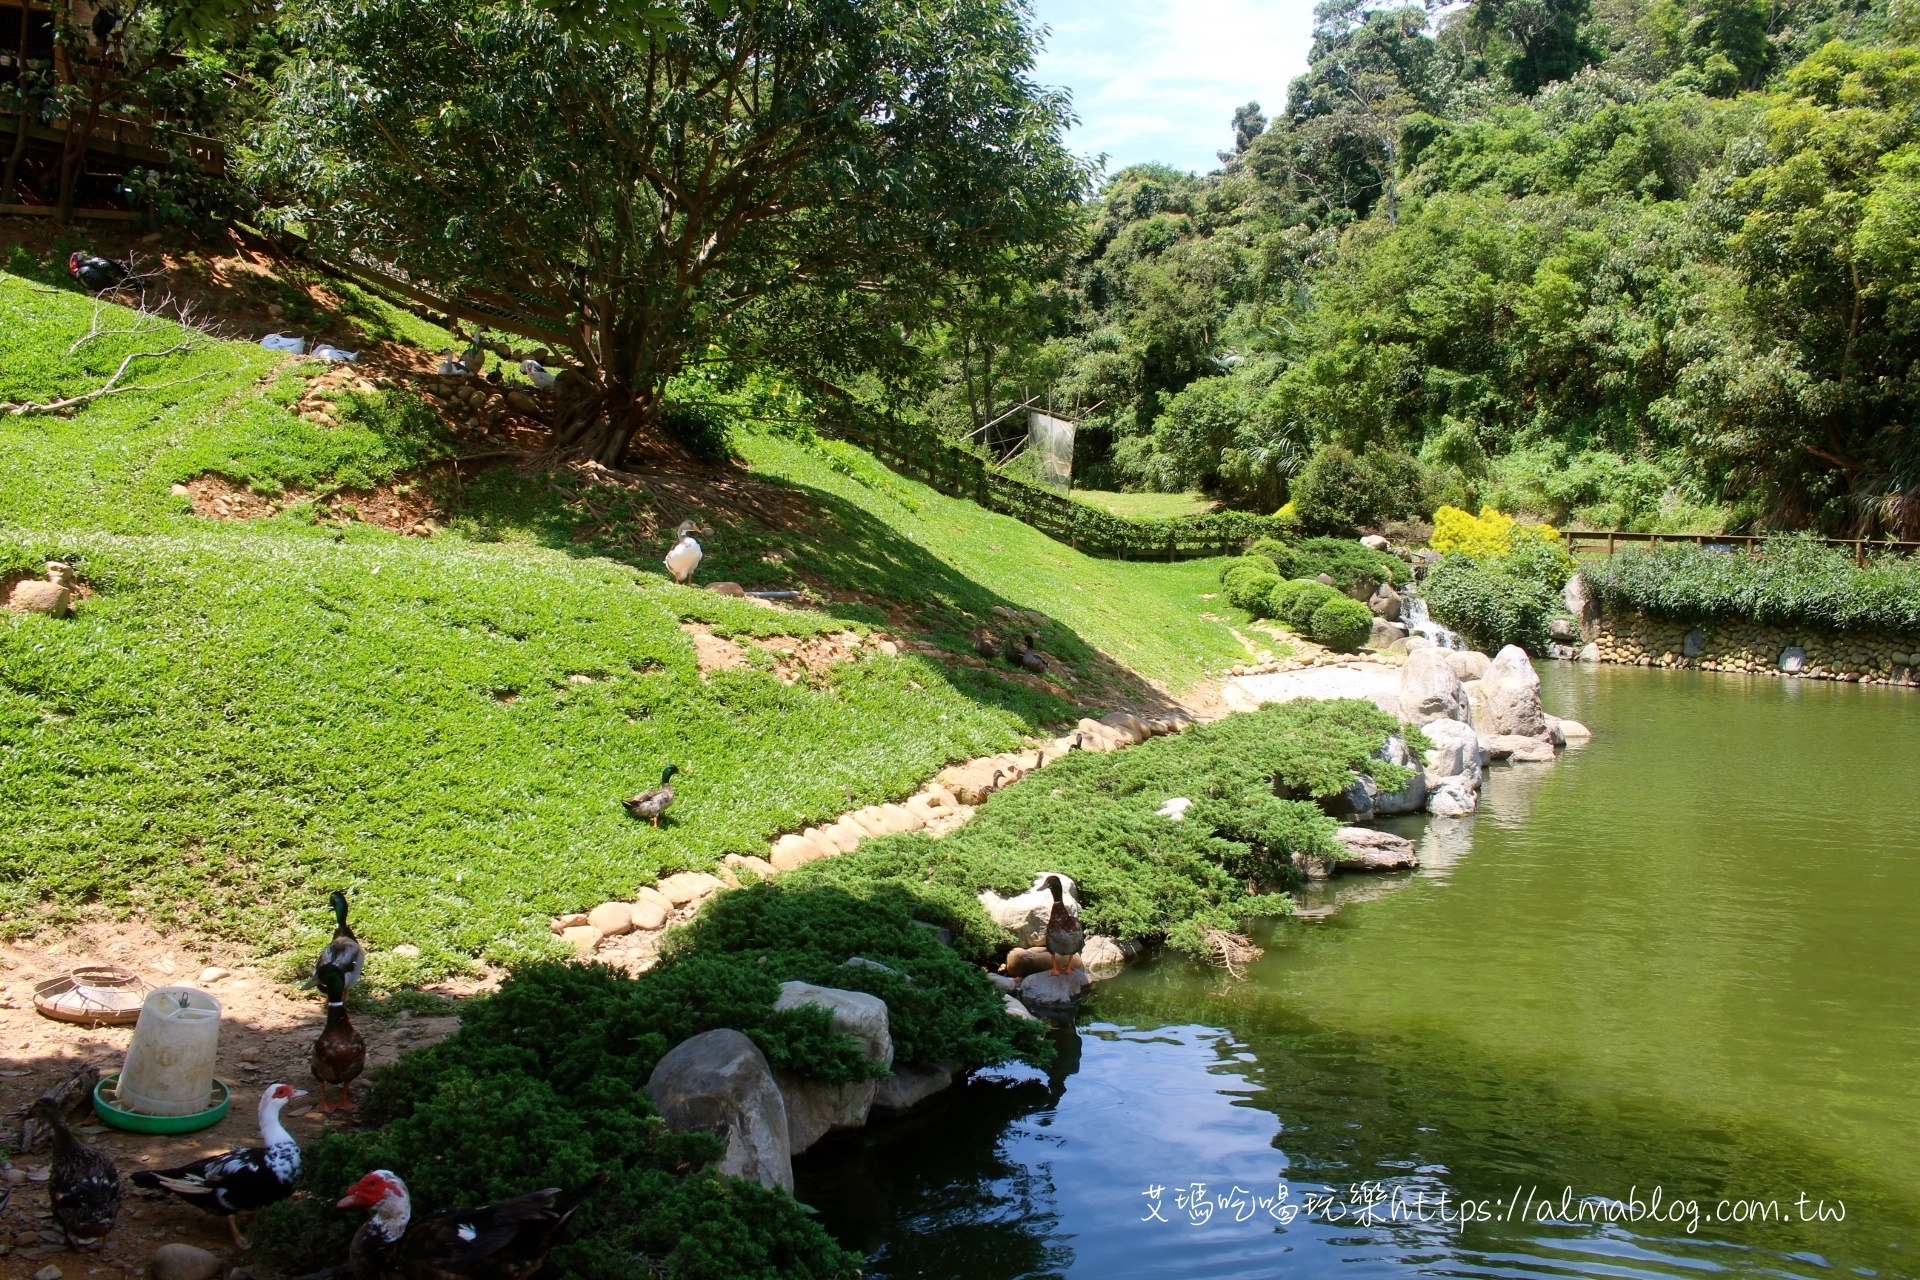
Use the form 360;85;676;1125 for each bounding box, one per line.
1031;0;1320;177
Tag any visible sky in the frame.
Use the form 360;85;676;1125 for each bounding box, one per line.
1029;0;1322;178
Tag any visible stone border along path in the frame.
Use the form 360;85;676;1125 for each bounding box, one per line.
550;708;1190;977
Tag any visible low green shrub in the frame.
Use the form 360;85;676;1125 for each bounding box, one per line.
1290;446;1427;534
1582;535;1920;633
1281;580;1341;630
1310;595;1375;651
1266;577;1310;621
255;961;865;1280
1225;566;1283;614
1423;554;1562;652
258;882;1040;1279
792;698;1422;957
1219;552;1279;585
1246;536;1407;592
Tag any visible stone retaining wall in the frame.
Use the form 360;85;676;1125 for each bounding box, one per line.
1590;609;1920;685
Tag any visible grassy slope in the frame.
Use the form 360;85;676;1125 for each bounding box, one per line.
1068;488;1218;520
0;272;1253;977
732;434;1253;691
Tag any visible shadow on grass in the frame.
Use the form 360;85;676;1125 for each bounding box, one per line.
445;457;1192;721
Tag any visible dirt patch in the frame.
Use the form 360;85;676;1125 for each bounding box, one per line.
0;918;490;1277
679;621;895;685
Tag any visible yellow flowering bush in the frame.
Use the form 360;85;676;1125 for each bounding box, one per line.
1430;505;1563;560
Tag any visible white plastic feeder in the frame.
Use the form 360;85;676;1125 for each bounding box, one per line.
117;986;222;1116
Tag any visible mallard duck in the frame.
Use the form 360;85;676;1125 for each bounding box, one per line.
623;765;678;826
663;521;704;584
1044;875;1083;976
31;1095;120;1244
131;1083;306;1248
339;1169;606;1280
312;964;367;1113
316;890;366;991
1018;634;1049;675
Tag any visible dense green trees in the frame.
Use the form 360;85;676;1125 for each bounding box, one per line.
956;0;1920;539
251;0;1083;464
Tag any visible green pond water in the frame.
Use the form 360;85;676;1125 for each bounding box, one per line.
798;663;1920;1280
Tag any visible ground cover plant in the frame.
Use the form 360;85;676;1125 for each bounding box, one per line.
1582;536;1920;634
793;698;1421;957
0;271;1269;979
257;881;1045;1279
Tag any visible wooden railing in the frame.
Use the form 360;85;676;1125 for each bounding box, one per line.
828;420;1284;561
1565;530;1920;564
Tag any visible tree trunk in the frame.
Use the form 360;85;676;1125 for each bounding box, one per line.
550;372;659;468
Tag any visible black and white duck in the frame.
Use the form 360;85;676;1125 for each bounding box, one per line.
31;1095;121;1245
131;1083;306;1247
338;1168;606;1280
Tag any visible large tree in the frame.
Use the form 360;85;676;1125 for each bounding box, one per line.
251;0;1083;463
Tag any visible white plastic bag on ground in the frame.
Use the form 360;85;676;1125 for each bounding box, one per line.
311;344;359;362
260;333;306;354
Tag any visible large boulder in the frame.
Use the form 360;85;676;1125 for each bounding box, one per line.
1369;583;1402;620
1322;772;1377;821
978;873;1080;947
1479;645;1547;738
1369;618;1408;649
772;981;893;1153
1399;647;1470;725
646;1029;793;1192
1370;736;1427;816
775;981;893;1067
1442;649;1491;682
1419;717;1485;789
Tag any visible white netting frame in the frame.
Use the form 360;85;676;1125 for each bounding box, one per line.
1027;410;1076;493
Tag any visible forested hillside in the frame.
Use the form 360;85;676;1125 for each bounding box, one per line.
932;0;1920;539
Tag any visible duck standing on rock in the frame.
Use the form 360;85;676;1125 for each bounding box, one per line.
663;520;704;584
30;1095;120;1245
130;1083;306;1248
312;964;367;1112
1044;875;1083;976
623;764;678;826
338;1168;607;1280
316;890;367;991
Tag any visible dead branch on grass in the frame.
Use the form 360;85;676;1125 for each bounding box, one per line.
4;340;235;417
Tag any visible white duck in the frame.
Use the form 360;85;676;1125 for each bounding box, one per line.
519;359;557;390
664;520;704;584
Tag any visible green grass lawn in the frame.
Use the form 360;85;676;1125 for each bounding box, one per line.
0;271;1258;975
1067;487;1219;520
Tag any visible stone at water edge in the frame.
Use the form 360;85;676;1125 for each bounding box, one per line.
1779;646;1807;673
1018;968;1091;1007
150;1245;220;1280
1001;946;1054;979
872;1062;957;1115
1370;735;1427;816
1399;647;1470;725
1579;642;1600;663
1332;826;1419;871
1506;738;1557;763
979;873;1081;948
1427;775;1479;817
1002;994;1036;1021
1550;618;1578;643
1080;935;1132;973
645;1029;793;1193
1557;719;1592;740
1683;628;1706;657
772;982;891;1153
1420;717;1484;789
1480;645;1549;738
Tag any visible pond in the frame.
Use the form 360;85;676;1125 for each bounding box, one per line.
796;663;1920;1280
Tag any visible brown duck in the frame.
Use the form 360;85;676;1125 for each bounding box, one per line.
312;963;367;1112
1044;875;1083;975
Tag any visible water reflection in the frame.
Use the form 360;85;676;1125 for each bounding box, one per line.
797;666;1920;1280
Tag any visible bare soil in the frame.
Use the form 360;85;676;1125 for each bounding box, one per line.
0;921;486;1280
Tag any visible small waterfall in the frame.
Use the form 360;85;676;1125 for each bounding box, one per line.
1401;587;1466;649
